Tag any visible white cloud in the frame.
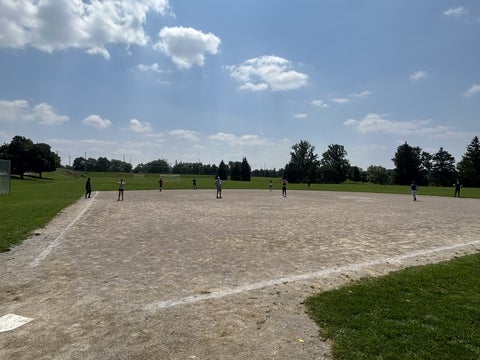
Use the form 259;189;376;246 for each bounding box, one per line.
129;118;152;133
463;84;480;97
137;63;163;73
154;26;221;69
331;97;350;104
0;99;69;125
82;114;112;129
294;113;308;119
0;0;172;58
86;47;111;60
352;90;373;98
345;113;458;137
226;55;308;91
169;129;199;141
209;132;271;146
409;70;427;82
444;7;468;17
310;99;330;108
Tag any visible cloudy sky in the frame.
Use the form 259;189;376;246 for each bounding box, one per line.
0;0;479;170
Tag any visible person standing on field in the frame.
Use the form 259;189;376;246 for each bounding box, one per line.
117;179;125;201
85;177;92;198
159;178;163;192
454;180;462;197
192;177;197;190
410;180;417;201
281;178;287;197
215;176;222;199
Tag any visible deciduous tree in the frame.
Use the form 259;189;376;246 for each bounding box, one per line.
286;140;319;183
320;144;350;183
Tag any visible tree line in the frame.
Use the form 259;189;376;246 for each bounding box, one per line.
2;134;480;187
72;155;252;181
283;136;480;187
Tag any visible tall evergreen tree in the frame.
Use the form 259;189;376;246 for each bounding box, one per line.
229;161;241;180
457;136;480;187
430;147;457;186
240;157;251;181
217;160;229;180
392;142;424;185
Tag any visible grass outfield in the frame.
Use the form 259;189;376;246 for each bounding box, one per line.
2;169;480;357
305;254;480;359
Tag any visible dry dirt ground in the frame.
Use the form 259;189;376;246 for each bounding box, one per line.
2;189;480;360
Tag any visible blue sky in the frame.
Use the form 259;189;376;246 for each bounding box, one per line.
0;0;479;170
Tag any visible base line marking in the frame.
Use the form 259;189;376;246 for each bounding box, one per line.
30;193;97;267
145;239;480;311
0;314;33;333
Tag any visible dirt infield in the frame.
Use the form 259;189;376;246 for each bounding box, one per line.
2;189;480;359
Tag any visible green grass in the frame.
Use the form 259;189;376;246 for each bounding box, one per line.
305;254;480;359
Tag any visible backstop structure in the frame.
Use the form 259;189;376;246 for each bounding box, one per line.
0;159;11;195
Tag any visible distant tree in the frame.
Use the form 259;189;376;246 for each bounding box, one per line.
285;140;319;183
8;136;34;179
430;147;457;186
72;156;96;172
72;157;87;171
0;143;8;159
217;160;229;180
95;157;111;172
171;161;205;175
133;163;144;173
320;144;350;183
251;168;280;178
347;166;364;183
229;161;241;181
366;165;391;185
457;136;480;187
419;151;433;185
110;159;132;173
85;158;97;172
144;159;170;173
240;157;251;181
202;163;218;176
30;143;58;178
392;142;424;185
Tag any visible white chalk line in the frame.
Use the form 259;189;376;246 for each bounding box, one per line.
145;239;480;311
30;192;97;268
0;314;33;333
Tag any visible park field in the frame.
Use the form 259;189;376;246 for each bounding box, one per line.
1;169;480;252
1;169;480;358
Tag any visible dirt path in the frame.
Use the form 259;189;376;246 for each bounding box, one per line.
2;190;480;359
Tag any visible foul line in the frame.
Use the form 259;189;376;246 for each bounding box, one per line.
30;192;97;268
145;239;480;311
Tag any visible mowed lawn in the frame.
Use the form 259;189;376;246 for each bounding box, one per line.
2;169;480;359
